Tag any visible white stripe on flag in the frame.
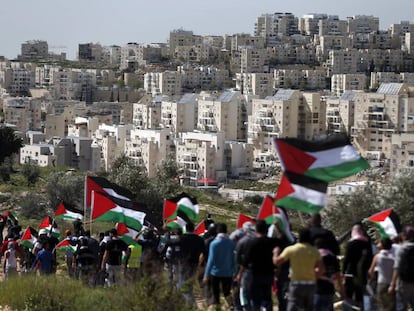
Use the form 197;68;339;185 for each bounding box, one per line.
309;145;361;169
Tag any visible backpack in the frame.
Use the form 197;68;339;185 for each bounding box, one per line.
398;245;414;283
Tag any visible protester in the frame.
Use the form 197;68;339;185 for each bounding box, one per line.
313;238;344;311
368;238;395;311
32;241;55;275
308;213;340;256
238;220;283;311
342;224;373;310
389;226;414;310
3;241;18;278
274;227;324;311
124;243;142;283
75;237;96;286
101;228;128;287
63;230;76;277
203;223;236;309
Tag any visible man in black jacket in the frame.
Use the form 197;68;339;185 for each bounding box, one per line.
308;213;340;256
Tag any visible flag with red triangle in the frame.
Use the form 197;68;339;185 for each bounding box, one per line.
115;223;140;246
54;202;83;220
194;220;206;236
55;239;77;253
365;208;401;238
91;191;146;231
273;134;369;183
19;226;38;249
163;193;199;222
237;214;256;229
85;176;134;208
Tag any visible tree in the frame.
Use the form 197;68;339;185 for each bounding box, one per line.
21;163;40;187
45;171;84;211
0;127;22;165
19;193;47;219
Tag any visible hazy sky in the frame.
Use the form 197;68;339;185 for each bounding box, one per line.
2;0;413;60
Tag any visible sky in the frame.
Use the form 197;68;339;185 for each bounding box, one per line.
2;0;414;60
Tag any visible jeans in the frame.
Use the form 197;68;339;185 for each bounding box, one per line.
313;294;333;311
106;264;122;287
398;280;414;310
211;276;233;305
287;282;315;311
250;273;274;311
177;263;197;305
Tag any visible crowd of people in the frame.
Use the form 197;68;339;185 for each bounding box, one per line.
2;211;414;311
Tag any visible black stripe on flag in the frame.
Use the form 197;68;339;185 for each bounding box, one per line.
277;133;351;153
284;171;328;193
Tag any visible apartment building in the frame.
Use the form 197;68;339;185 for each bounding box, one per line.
0;66;35;96
144;71;182;96
67;117;100;138
248;89;300;169
390;133;414;175
3;97;42;132
331;74;367;96
120;43;165;70
175;131;226;186
235;73;274;98
254;13;299;46
197;90;245;141
92;124;131;171
178;64;229;91
299;92;327;140
224;141;254;179
347;15;379;34
132;95;164;129
274;69;302;89
371;72;414;89
352;83;414;162
326;91;357;135
326;49;359;75
161;93;197;135
240;47;268;73
319;16;348;36
78;43;109;63
20;40;48;61
20;136;100;172
125;128;172;177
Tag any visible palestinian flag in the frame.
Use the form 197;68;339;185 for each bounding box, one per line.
194;220;206;236
366;208;401;238
54;202;84;220
237;213;256;229
91;191;146;231
166;216;187;230
38;216;53;230
275;172;327;214
164;193;199;222
55;239;77;253
273;134;370;182
115;223;140;246
19;226;37;249
85;176;134;208
257;195;294;242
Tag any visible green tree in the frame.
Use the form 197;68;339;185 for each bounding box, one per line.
21;163;40;187
45;171;84;211
19;193;47;219
324;181;382;236
0;126;22;165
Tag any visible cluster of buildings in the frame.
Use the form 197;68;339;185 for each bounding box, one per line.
3;12;414;185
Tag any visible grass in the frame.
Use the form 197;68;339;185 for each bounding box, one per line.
0;273;196;311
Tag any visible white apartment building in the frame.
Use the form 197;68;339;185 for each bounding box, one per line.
125;128;172;177
254;13;298;46
144;71;182;96
352;83;414;162
197;90;244;141
347;15;379;34
178;65;229;90
235;73;274;98
248;89;300;170
175;131;226;186
161;93;197;135
224;141;254;178
240;47;268;73
331;74;367;96
326;49;359;75
370;72;414;89
325;91;357;135
0;67;35;96
390;133;414;176
67;117;100;138
3;97;42;132
20;136;100;172
300;92;327;140
132;95;164;129
92;124;131;171
274;69;302;89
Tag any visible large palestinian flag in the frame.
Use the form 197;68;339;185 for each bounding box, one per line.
164;193;199;222
165;216;187;230
19;226;38;249
115;223;140;246
38;216;61;238
273;134;370;183
257;195;294;242
366;208;401;238
194;220;207;236
85;176;134;208
275;173;327;215
54;202;84;220
91;191;146;231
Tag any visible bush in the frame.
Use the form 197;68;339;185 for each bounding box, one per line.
0;274;196;311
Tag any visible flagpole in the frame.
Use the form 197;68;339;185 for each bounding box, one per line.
84;175;87;221
90;190;94;234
